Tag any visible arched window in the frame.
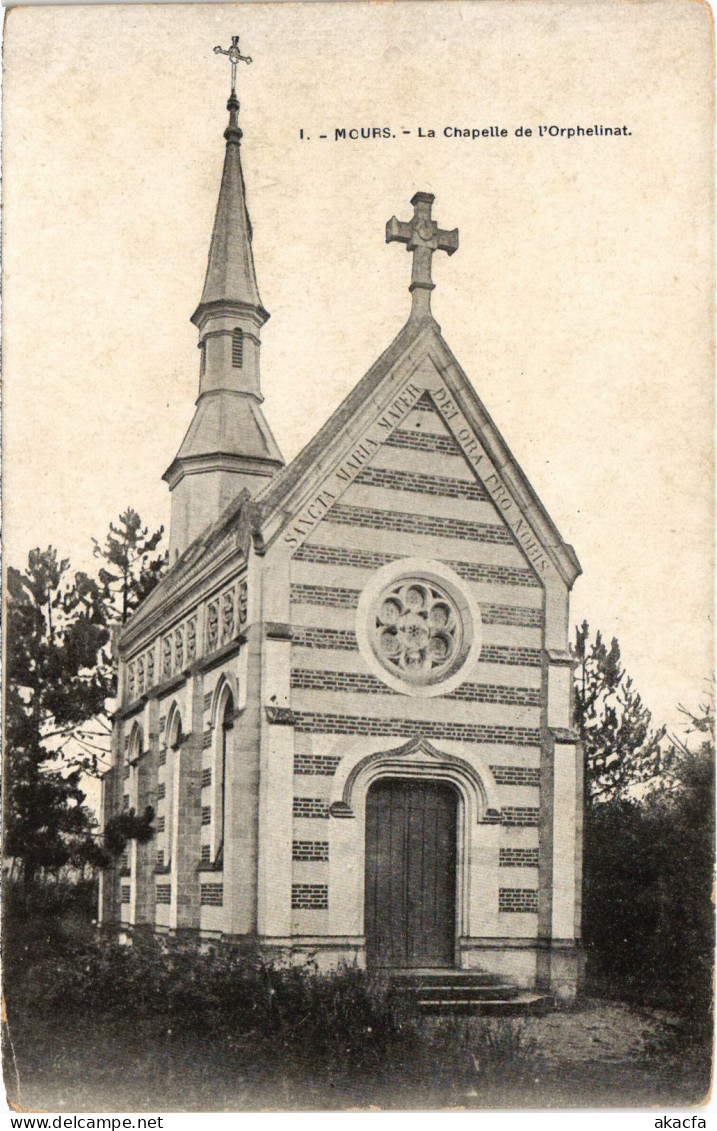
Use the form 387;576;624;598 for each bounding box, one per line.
123;723;143;890
231;328;243;368
216;693;234;866
206;683;234;868
125;723;142;810
158;708;182;872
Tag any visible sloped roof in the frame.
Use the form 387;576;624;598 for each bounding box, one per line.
123;307;581;647
165;389;284;480
192;95;264;322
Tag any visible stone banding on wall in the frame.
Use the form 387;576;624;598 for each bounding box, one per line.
481;645;541;667
291;884;329;910
291;584;359;609
294;543;539;588
291;626;542;668
502;806;540;827
291;669;540;706
383;430;458;454
292;626;358;651
355;466;488;501
294;752;342;775
292;840;330;861
491;766;541;786
291;711;540;747
499;888;539;913
324;504;514;545
293;797;330;819
411;396;437;412
290;583;542;628
200;883;223;906
499;848;539;867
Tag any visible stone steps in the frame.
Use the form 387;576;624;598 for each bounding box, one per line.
415;992;552;1016
390;969;553;1016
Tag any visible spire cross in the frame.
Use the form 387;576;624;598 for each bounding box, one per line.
386;192;459;317
214;35;252;94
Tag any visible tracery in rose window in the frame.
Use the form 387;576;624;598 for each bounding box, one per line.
372;579;462;683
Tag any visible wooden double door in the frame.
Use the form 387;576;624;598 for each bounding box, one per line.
365;778;458;968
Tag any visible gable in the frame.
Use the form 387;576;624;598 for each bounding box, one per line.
262;324;579;590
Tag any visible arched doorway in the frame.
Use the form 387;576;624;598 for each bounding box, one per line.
364;778;458;968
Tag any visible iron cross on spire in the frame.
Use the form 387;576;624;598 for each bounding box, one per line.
386;192;459;319
214;35;252;94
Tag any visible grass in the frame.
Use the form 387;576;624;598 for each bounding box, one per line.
3;905;711;1112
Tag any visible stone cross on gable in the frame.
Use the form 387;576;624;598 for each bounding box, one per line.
386;192;459;318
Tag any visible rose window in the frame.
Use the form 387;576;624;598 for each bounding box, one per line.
372;580;463;683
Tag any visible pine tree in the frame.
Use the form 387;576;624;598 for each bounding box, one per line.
93;508;166;624
573;621;668;802
5;549;113;883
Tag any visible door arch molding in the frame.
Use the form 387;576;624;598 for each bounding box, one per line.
326;736;503;947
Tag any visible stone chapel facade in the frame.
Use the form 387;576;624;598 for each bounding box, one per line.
100;64;584;998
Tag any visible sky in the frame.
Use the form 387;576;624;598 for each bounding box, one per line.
3;0;714;735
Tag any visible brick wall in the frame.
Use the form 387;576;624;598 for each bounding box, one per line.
290;584;541;627
292;711;540;746
292;884;329;910
294;752;342;775
293;797;330;819
499;888;538;913
325;504;514;545
295;543;539;588
292;840;330;861
292;626;541;668
502;806;540;827
356;466;488;500
491;766;541;786
291;669;540;706
200;883;223;906
288;400;549;926
499;847;539;867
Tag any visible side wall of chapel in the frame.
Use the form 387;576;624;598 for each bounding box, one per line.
103;571;254;939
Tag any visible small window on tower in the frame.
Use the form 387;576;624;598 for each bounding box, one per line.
232;328;243;368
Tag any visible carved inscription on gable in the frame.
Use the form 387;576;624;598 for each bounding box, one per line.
281;375;552;577
430;383;551;575
283;382;423;548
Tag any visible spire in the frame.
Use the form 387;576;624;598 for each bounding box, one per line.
164;38;283;563
193;38;266;323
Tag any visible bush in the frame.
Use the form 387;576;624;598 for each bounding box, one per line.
5;927;418;1086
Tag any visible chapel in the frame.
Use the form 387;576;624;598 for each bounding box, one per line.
100;42;584;1001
